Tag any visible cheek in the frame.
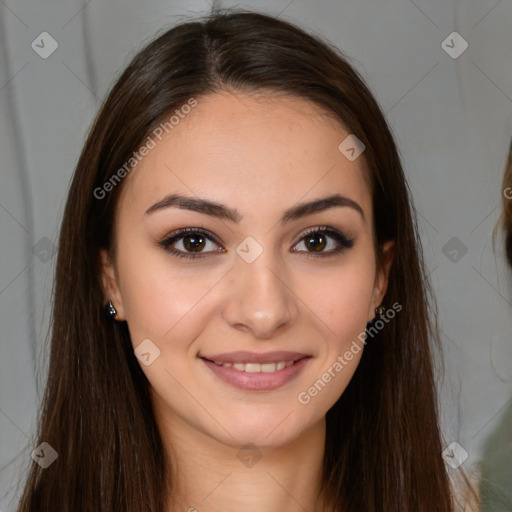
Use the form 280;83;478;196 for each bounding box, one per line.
115;243;218;350
294;267;371;415
295;253;375;405
332;271;374;343
301;258;375;344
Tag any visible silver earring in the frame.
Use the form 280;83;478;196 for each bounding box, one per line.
104;300;117;320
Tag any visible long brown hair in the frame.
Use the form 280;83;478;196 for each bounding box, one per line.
18;9;459;511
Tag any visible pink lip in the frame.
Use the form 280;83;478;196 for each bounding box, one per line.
200;352;311;391
200;350;309;364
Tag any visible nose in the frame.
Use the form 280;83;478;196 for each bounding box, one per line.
222;247;299;339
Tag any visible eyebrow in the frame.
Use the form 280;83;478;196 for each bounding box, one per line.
144;193;365;224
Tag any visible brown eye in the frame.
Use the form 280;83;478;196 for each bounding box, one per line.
304;232;327;252
159;227;224;259
292;227;355;256
182;233;206;252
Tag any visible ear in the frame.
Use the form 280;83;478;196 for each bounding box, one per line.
98;248;126;321
369;240;395;322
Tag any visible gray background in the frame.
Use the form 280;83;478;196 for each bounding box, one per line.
1;0;511;509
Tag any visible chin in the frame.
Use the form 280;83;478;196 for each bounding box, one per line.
204;409;318;450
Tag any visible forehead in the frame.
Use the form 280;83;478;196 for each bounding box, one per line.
119;90;372;223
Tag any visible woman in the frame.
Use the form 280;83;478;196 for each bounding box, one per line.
18;9;475;511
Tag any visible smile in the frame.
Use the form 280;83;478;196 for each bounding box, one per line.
211;360;295;372
199;351;311;391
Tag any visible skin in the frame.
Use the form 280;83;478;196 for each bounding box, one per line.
100;90;394;512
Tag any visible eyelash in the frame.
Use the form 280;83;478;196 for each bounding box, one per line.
158;226;355;260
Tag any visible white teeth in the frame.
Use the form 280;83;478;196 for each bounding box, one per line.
261;363;277;373
245;363;261;373
213;360;295;372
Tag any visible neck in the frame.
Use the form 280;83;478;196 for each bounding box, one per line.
158;413;327;512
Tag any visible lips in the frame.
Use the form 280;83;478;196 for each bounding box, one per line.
199;351;311;391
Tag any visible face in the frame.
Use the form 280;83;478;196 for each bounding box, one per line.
100;91;394;450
